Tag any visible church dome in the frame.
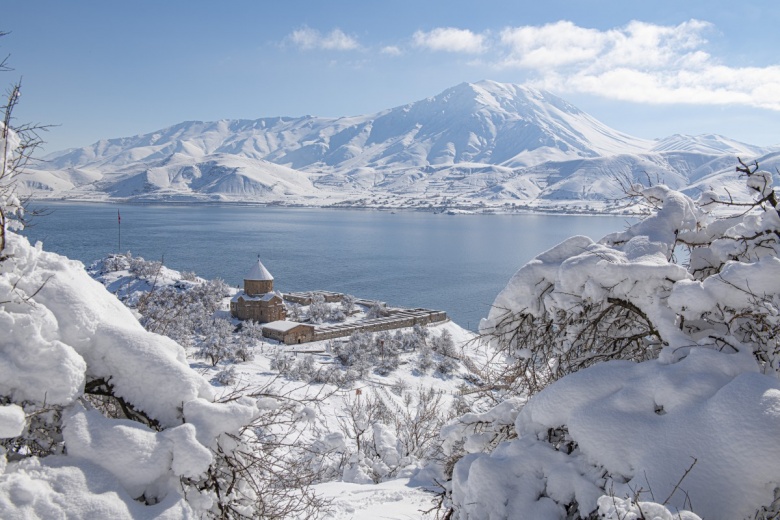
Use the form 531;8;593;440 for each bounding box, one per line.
245;258;274;281
243;257;275;296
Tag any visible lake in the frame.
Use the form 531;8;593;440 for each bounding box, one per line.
20;203;633;330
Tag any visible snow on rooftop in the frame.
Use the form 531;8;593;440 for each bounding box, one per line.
231;291;280;302
262;320;309;332
245;258;273;281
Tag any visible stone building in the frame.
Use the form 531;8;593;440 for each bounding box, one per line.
261;321;315;344
230;258;287;323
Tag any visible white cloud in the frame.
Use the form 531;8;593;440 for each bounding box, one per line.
381;45;402;56
289;26;360;51
413;27;486;54
494;19;780;111
499;21;607;68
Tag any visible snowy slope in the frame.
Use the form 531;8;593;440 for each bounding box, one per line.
25;80;777;208
651;133;771;156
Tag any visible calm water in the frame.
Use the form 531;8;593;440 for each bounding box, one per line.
21;203;632;330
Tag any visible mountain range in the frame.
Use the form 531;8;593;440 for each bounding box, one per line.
23;80;780;212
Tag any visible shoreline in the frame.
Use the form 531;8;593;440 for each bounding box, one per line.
28;196;650;218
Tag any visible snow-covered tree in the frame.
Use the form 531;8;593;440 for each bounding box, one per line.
416;343;435;374
234;320;262;362
366;301;389;319
431;329;458;375
341;293;356;315
330;307;346;322
137;275;230;346
373;331;400;376
287;301;303;321
0;34;44;257
197;318;235;366
442;163;780;520
307;293;329;324
411;323;429;349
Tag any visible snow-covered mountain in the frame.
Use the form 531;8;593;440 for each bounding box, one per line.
24;80;779;209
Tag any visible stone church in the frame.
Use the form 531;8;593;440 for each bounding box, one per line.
229;257;287;323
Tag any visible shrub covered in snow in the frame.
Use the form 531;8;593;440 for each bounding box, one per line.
128;255;163;280
197;318;236;366
335;386;453;484
341;293;356;314
212;365;238;386
331;327;456;379
442;162;780;519
138;277;230;345
366;301;390;319
307;293;330;324
0;48;43;257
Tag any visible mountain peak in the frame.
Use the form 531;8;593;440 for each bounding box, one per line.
43;79;655;174
28;79;772;208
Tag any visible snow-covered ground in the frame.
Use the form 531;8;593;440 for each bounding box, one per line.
315;479;438;520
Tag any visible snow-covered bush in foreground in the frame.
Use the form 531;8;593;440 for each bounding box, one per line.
446;162;780;519
331;385;453;485
0;232;321;518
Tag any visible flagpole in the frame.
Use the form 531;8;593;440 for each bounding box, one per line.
118;209;121;253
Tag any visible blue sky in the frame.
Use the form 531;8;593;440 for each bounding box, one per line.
3;0;780;152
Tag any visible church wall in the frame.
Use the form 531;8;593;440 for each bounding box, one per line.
245;279;274;295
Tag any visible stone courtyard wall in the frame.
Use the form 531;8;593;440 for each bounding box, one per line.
312;309;447;342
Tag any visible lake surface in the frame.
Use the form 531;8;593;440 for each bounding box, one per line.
20;203;633;330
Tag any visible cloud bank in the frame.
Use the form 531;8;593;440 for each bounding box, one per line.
494;19;780;110
283;20;780;111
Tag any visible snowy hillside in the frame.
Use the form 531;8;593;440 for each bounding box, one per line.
24;81;778;211
650;133;768;155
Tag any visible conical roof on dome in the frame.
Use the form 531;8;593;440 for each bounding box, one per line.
245;258;274;281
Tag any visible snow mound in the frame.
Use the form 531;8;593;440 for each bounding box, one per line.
1;232;213;425
451;348;780;519
0;457;194;519
0;231;258;516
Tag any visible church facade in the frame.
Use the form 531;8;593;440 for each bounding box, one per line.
229;258;287;323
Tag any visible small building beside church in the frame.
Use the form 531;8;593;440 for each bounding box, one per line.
230;258;287;323
261;321;315;344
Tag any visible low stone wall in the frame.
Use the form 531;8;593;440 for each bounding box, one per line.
284;290;344;305
312;309;447;342
277;289;447;344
